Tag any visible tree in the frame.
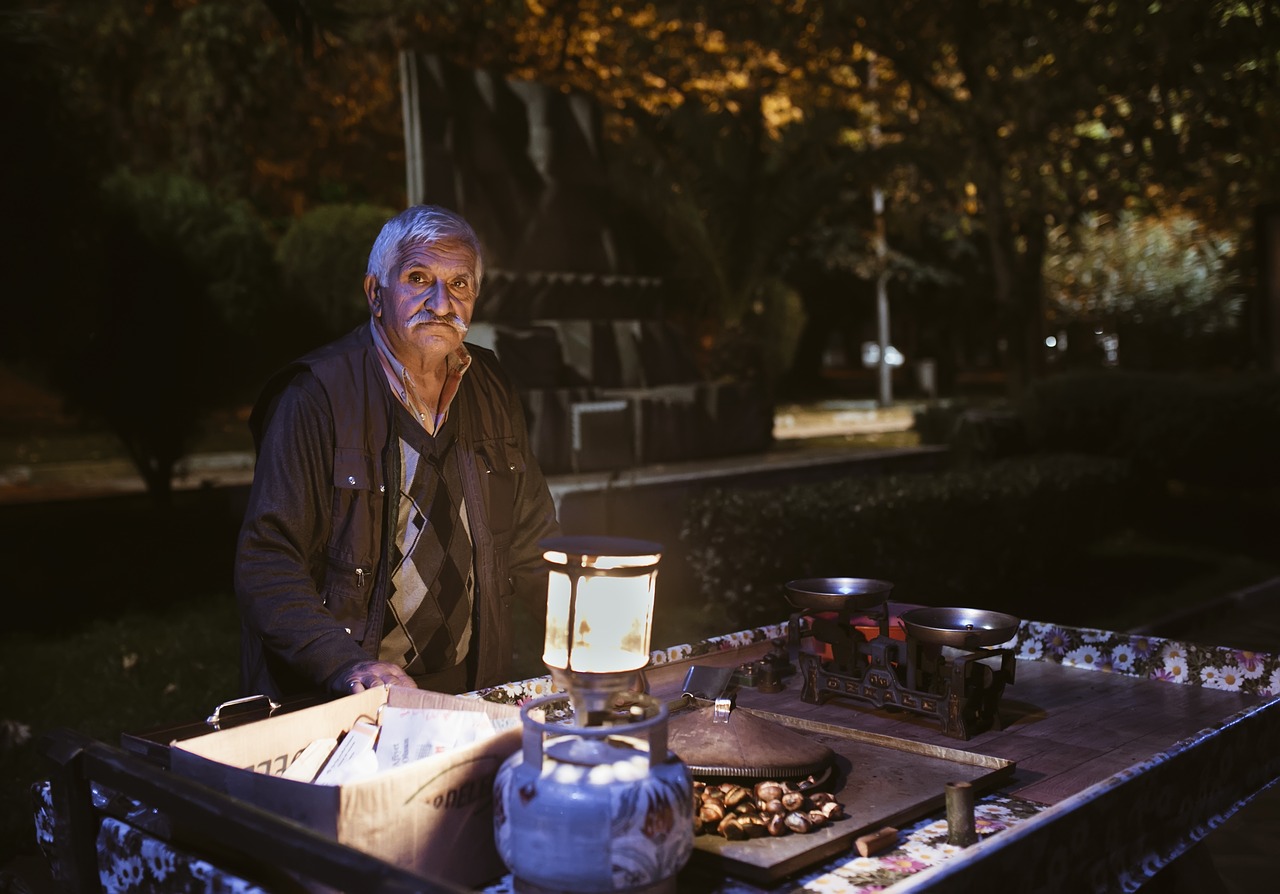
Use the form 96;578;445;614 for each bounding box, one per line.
269;0;1277;392
16;0;1278;408
0;6;110;373
814;0;1279;389
56;170;273;507
4;1;397;500
33;0;405;217
1044;210;1246;369
386;1;886;383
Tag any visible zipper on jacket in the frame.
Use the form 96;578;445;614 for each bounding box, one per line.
356;568;366;588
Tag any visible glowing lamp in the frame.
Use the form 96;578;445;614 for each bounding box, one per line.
540;535;661;723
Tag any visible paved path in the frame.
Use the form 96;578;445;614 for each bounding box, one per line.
0;399;922;505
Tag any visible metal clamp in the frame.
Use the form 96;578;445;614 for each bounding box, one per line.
206;694;281;728
712;696;733;724
680;665;734;701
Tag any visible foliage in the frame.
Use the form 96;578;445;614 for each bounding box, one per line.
806;0;1280;386
679;453;1132;631
918;371;1280;490
393;1;889;381
6;0;1279;441
275;202;397;342
388;0;1280;388
33;0;403;217
55;169;273;503
605;102;847;382
1044;210;1244;338
101;169;278;334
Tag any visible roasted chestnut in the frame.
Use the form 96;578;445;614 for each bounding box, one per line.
693;778;847;838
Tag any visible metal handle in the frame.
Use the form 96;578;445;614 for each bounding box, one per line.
680;664;734;701
206;694;281;728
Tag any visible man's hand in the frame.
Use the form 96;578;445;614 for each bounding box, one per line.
337;660;418;694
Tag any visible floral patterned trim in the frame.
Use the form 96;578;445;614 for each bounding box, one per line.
97;817;270;893
463;617;1278;706
31;617;1277;894
464;622;789;706
464;674;559;706
31;782;269;893
1005;620;1280;695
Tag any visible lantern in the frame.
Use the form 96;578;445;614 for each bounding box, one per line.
493;536;693;893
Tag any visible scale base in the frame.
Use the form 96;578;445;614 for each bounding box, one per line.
797;641;1015;740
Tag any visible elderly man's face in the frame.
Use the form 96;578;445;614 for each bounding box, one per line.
369;238;477;366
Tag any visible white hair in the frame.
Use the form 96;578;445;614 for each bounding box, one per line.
365;205;484;290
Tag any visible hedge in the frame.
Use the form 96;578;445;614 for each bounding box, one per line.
275;202;397;341
1017;370;1280;489
678;453;1132;630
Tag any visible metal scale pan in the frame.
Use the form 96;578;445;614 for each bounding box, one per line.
783;577;894;613
900;606;1021;649
783;578;897;672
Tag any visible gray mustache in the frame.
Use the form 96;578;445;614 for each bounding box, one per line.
409;310;469;333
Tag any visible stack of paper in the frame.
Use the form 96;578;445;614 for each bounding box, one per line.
288;706;508;785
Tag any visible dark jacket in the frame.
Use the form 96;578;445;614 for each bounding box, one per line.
234;325;559;699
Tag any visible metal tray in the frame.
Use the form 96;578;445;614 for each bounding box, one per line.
784;577;894;613
900;606;1021;647
685;706;1015;883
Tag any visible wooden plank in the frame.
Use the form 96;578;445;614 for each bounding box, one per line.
997;738;1116;804
1013;724;1253;805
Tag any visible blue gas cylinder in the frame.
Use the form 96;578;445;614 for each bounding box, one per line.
493;694;693;894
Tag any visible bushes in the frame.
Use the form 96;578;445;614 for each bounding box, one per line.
275;203;397;343
99;169;276;334
1018;370;1280;490
679;453;1132;630
694;369;1280;639
57;169;276;502
916;371;1280;490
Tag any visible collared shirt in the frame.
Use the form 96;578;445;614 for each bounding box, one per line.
369;319;472;435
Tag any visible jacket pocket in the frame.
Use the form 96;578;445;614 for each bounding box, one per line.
475;438;524;536
321;556;374;642
328;447;383;569
333;447;380;491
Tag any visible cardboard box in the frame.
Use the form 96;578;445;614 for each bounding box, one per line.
169;687;520;888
